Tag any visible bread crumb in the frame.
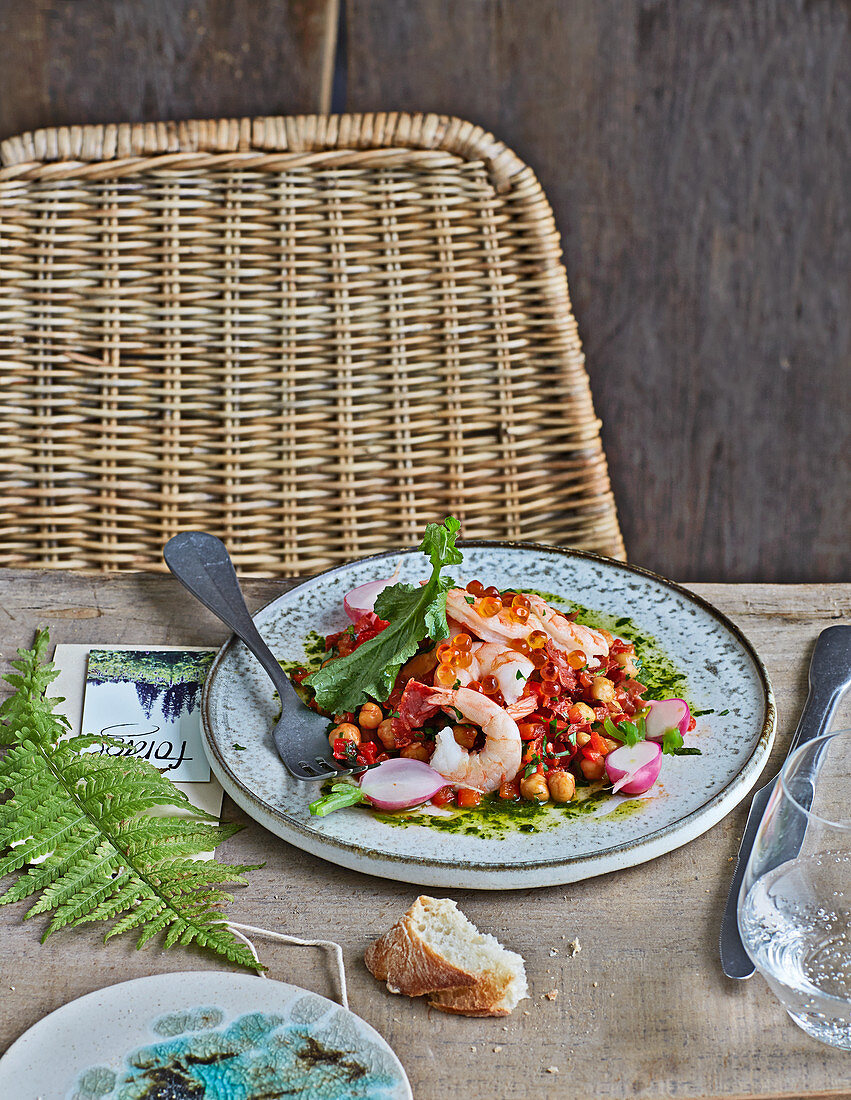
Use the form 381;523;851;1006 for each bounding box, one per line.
470;1046;476;1053
547;1066;560;1074
567;938;581;956
523;1010;531;1016
493;1045;503;1053
502;1025;509;1031
549;948;559;956
592;981;598;988
544;989;558;1000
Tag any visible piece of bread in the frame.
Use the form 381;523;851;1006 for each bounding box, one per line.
364;896;528;1017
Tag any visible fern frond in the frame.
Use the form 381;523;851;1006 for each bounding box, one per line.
0;630;263;970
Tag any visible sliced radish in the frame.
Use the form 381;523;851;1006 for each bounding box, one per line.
644;698;691;741
605;740;662;795
344;578;395;623
358;758;447;812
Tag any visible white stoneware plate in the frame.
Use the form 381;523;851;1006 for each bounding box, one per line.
0;971;411;1099
201;543;775;889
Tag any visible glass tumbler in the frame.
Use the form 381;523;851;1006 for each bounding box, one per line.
738;729;851;1048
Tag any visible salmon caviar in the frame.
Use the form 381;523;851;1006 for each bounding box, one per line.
477;596;503;618
453;632;473;651
514;639;532;657
453;650;473;670
528;630;548;650
436;642;453;662
466;680;483;692
480;675;499;695
530;650;548;669
466;580;485;596
512;594;531;611
483;586;500;599
540;661;558;683
435;664;459;687
540;680;560;699
566;649;587;670
507;606;530;624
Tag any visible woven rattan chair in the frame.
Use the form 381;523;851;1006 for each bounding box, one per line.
0;113;623;575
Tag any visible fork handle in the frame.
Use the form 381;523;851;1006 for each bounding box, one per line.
163;531;298;701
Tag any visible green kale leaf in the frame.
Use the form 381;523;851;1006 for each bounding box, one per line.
304;517;462;713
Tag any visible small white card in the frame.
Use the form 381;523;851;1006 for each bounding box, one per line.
51;643;224;821
81;648;214;782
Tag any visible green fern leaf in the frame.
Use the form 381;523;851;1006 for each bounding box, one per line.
0;630;263;970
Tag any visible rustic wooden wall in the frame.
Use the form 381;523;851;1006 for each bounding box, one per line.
0;0;848;583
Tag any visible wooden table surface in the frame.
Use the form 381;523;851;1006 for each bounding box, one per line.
2;569;851;1100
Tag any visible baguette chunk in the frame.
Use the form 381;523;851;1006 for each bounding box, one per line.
364;896;528;1017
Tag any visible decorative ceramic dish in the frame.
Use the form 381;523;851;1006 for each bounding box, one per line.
0;971;411;1099
201;543;775;889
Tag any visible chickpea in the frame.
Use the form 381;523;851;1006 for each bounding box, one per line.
579;756;605;782
569;701;596;724
400;743;430;762
575;730;591;747
375;718;396;751
358;702;383;730
329;722;360;748
591;675;617;703
400;648;439;682
453;724;478;750
547;769;576;803
520;772;550;802
614;651;638;676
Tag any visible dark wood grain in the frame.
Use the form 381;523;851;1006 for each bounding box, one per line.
345;0;851;583
0;0;339;138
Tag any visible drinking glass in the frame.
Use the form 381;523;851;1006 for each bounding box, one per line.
738;729;851;1048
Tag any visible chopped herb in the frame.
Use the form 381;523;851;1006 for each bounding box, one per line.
692;708;714;717
464;595;475;605
548;717;558;734
309;782;366;817
453;679;461;690
603;714;646;747
389;710;401;718
515;669;525;680
452;706;464;722
232;742;247;751
615;617;631;629
718;709;729;716
661;729;701;755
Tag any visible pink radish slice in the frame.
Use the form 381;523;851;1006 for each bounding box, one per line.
644;698;691;741
605;740;662;795
344;578;395;623
358;758;447;812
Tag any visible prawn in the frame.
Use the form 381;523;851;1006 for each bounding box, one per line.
524;593;609;665
450;640;535;704
427;686;522;793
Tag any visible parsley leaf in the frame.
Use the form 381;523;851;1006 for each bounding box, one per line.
516;669;525;680
464;595;475;605
304;518;462;713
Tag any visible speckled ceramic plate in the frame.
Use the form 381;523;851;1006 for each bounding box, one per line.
201;543;775;889
0;971;411;1100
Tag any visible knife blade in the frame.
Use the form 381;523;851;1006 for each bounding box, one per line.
719;624;851;979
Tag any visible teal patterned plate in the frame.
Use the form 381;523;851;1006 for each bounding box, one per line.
201;543;776;889
0;971;411;1100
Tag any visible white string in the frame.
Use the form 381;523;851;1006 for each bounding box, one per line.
227;921;349;1011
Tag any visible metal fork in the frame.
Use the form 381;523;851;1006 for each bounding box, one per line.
163;530;362;782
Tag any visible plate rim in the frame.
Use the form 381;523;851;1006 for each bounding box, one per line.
0;969;413;1098
201;541;776;882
